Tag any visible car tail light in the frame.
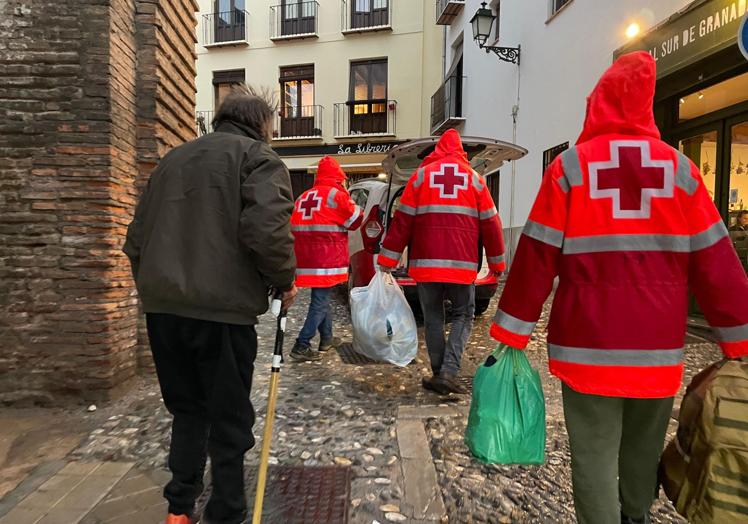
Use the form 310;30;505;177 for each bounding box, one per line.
364;221;383;238
362;205;384;253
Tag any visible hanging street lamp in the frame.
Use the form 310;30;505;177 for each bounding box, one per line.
470;2;520;65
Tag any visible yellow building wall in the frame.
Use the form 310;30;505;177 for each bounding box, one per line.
195;0;443;143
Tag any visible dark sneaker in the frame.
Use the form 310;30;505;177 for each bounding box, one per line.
318;337;341;352
289;342;321;361
440;372;468;395
421;375;450;395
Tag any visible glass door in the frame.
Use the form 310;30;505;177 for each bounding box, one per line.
349;60;387;134
282;0;315;36
214;0;245;43
279;65;314;138
351;0;389;29
676;126;721;203
674;125;722;316
727;116;748;274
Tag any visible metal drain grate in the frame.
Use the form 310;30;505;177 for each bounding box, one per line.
336;343;378;365
194;465;351;524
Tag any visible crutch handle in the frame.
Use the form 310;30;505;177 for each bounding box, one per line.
270;287;286;318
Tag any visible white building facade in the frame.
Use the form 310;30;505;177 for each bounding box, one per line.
438;0;748;262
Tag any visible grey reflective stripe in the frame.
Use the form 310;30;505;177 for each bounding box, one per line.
675;152;698;196
398;204;416;216
712;323;748;343
327;188;338;208
479;207;498;220
548;345;684;367
524;220;564;248
487;255;505;265
691;220;728;251
413;167;426;187
563;234;690;254
379;247;401;261
291;224;347;233
493;309;535;335
343;205;362;228
472;172;483;191
560;147;583;187
410;259;479;270
555;175;571;193
416;205;478;217
296;267;348;276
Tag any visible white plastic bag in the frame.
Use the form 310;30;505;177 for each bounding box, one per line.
350;271;418;367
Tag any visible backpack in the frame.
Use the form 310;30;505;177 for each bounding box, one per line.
659;358;748;523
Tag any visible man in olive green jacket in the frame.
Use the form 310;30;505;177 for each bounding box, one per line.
124;87;297;524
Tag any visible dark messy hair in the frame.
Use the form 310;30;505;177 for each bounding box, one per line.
212;84;278;142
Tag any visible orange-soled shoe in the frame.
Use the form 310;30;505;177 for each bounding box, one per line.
165;514;192;524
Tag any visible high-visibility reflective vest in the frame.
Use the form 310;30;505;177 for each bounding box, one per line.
379;129;506;284
292;157;363;288
491;52;748;398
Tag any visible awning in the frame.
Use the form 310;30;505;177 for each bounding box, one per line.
307;162;384;174
306;152;389;174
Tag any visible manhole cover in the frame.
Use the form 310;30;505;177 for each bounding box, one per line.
336;343;378;365
194;465;351;524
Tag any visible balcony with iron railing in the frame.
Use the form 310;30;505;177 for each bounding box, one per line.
202;10;249;47
334;100;397;138
196;111;214;136
273;105;323;140
341;0;392;34
430;75;465;134
435;0;465;25
270;2;319;41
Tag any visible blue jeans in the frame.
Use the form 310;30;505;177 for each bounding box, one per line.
296;287;333;347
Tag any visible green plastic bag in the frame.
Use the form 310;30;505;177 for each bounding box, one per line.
465;345;546;465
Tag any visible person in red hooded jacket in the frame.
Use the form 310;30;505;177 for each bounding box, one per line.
290;156;363;361
379;129;506;394
490;52;748;524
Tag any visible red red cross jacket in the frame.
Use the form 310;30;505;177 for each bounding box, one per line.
378;129;506;284
292;157;363;288
491;52;748;398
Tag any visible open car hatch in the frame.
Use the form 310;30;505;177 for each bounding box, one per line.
381;136;528;185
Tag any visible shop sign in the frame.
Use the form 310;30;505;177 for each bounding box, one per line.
740;11;748;59
273;140;405;158
616;0;747;78
336;142;395;155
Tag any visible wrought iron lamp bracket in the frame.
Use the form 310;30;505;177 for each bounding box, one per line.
481;44;521;65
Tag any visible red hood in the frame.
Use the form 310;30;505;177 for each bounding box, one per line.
421;129;469;168
314;156;347;188
577;51;660;145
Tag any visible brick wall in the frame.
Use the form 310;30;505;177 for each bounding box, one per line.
0;0;196;404
134;0;198;370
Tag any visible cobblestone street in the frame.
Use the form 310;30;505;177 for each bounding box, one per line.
0;286;721;523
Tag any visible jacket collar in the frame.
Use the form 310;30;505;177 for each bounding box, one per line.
214;120;264;142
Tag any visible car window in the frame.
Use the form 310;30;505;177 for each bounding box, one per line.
350;188;369;208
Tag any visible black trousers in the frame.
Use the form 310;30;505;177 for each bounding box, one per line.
147;313;257;524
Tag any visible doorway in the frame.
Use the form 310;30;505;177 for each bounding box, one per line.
665;71;748;314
